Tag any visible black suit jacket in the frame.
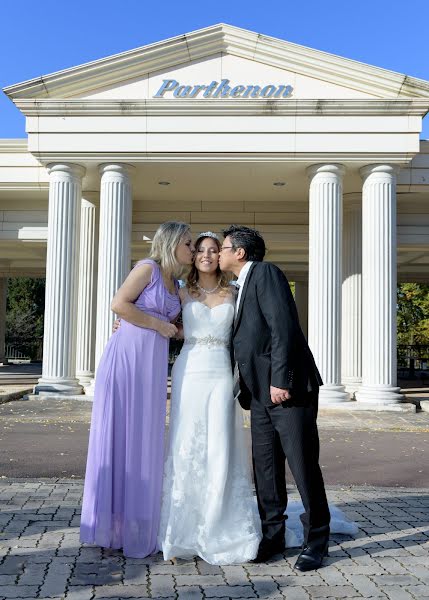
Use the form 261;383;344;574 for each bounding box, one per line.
232;261;322;410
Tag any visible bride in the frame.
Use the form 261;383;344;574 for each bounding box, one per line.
158;231;358;565
158;232;262;564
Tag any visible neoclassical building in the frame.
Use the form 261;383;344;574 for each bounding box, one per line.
1;24;429;407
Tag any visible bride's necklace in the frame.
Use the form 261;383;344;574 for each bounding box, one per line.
197;280;221;294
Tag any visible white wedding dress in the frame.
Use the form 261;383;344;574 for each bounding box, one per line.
158;290;262;564
158;289;358;565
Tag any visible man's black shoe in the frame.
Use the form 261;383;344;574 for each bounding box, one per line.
250;542;285;563
294;541;329;572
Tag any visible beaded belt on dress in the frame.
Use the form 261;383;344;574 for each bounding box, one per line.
184;335;229;349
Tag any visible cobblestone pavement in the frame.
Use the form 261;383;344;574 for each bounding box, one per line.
1;481;428;600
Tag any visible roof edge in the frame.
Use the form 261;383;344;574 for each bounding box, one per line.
13;98;429;118
3;23;429;101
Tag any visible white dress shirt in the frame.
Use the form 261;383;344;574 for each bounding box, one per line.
235;260;253;317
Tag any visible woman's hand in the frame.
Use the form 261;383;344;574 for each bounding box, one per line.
157;321;179;338
173;324;184;340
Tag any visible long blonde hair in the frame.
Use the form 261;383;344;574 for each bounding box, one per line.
187;234;230;296
150;221;191;278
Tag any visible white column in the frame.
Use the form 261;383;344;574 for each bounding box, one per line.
356;165;403;404
36;164;85;395
76;198;97;387
0;278;7;365
93;164;133;374
308;164;349;404
341;200;362;396
294;281;308;339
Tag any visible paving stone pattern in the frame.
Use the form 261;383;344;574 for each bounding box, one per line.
0;481;428;599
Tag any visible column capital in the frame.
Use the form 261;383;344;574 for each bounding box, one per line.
360;164;399;180
47;163;86;178
98;163;135;177
306;163;346;180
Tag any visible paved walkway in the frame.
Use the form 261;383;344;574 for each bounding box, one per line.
2;398;429;485
1;481;428;599
1;384;429;598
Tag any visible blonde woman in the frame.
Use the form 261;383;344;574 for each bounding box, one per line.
81;222;194;558
158;232;262;564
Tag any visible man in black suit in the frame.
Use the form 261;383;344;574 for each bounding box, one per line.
219;225;330;571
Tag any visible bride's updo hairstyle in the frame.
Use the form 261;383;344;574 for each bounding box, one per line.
187;232;231;297
149;221;191;278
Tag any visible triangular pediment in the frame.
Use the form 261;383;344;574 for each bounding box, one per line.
4;24;429;101
79;53;379;101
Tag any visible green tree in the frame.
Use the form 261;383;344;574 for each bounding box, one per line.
397;283;429;346
6;277;45;360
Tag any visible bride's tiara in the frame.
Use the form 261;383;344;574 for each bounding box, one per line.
197;231;220;241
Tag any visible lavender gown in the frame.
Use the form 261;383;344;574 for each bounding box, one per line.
80;259;180;558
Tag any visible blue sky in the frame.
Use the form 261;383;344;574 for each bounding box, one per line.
1;0;428;138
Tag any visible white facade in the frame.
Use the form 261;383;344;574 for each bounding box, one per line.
1;24;429;406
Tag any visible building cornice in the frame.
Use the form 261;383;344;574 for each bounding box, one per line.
21;152;419;164
0;183;49;191
14;98;429;117
0;139;28;153
4;24;429;101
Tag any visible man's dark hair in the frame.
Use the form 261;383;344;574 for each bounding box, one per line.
222;225;266;262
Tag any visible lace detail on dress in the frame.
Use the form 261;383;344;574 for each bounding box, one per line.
159;405;261;564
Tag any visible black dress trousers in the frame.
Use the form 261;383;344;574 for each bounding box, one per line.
250;394;330;546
